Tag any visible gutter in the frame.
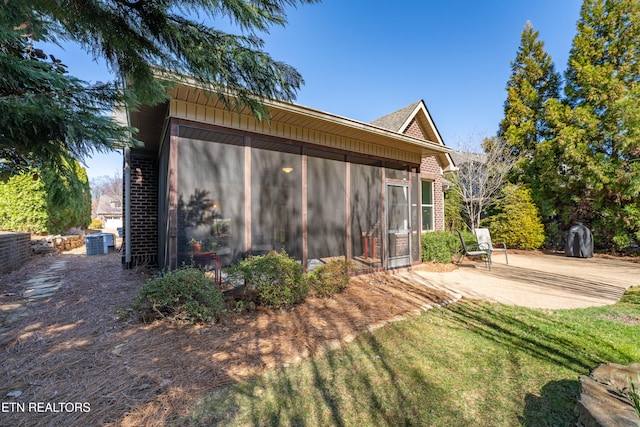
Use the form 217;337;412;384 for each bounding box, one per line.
124;146;132;269
121;77;132;269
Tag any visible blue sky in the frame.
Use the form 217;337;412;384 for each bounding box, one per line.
47;0;583;180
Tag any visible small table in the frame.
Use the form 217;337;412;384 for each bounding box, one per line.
193;251;222;287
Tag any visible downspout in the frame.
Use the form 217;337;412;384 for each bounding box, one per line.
124;146;132;269
122;77;132;269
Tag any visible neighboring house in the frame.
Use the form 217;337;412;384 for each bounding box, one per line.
123;81;453;272
448;151;487;201
96;194;123;230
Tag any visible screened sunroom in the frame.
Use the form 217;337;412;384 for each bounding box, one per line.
124;82;452;272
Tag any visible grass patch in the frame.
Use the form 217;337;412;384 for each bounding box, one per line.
177;289;640;426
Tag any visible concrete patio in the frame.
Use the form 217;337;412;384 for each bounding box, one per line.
402;252;640;309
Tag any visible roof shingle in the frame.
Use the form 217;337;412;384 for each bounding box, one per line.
369;101;421;132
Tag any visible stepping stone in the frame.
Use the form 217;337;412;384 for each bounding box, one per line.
26;276;58;285
25;292;56;300
26;282;61;291
23;287;59;298
26;292;55;300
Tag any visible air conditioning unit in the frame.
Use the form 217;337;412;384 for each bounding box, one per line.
86;234;106;256
102;233;115;251
86;233;116;256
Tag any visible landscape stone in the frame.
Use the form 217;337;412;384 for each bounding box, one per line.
576;363;640;427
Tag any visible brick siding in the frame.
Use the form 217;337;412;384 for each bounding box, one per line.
123;153;158;267
400;118;446;232
419;156;445;231
403;118;424;139
0;233;30;274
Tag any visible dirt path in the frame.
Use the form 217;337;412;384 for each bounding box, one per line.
0;252;454;426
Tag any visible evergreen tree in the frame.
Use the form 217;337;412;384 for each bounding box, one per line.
541;0;640;249
498;21;560;184
497;22;562;247
26;0;317;115
0;2;135;174
1;0;316;173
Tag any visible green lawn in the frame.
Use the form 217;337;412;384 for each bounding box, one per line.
178;287;640;426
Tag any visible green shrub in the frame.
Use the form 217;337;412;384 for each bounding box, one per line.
136;266;225;323
227;250;307;308
443;180;466;232
0;171;48;233
44;158;91;233
421;231;460;263
307;259;355;298
485;184;545;250
0;157;91;234
89;219;103;229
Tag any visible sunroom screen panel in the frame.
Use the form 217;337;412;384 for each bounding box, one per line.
176;130;245;267
250;145;303;260
307;152;347;266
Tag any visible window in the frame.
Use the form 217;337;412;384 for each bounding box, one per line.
421;181;434;232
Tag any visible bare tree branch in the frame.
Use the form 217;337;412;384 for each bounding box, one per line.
446;135;520;231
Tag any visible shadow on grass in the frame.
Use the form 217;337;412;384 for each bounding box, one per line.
520;379;578;427
444;301;633;372
181;329;469;426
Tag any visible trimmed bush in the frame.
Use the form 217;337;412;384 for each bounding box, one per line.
89;219;103;229
44;158;91;233
307;259;355;298
485;184;545;250
136;266;225;323
0;171;48;233
421;231;460;263
227;250;307;308
0;158;91;234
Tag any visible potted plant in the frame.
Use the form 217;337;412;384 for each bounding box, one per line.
189;238;202;253
203;237;219;253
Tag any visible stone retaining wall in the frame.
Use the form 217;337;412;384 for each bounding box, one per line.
0;232;31;274
31;235;85;255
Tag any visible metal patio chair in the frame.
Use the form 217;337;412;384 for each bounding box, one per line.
474;227;508;265
457;230;492;269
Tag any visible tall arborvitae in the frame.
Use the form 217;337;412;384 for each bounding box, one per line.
498;21;560;184
541;0;640;250
497;22;560;246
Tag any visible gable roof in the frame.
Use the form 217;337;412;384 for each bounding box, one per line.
97;195;123;216
449;151;486;167
370;101;422;133
371;100;453;170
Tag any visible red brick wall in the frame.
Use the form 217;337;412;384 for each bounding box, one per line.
123;153;158;267
400;118;445;232
403;118;424;139
419;156;445;231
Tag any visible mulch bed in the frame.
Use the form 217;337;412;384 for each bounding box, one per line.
0;252;454;426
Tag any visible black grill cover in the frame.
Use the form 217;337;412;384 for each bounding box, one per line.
565;223;593;258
